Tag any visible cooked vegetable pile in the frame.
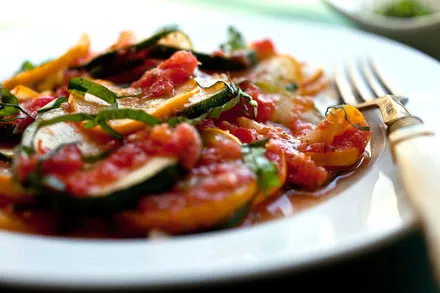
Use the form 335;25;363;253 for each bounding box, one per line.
0;25;371;238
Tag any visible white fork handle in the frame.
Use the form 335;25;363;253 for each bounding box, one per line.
389;123;440;282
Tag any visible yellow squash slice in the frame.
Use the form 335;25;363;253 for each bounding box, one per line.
2;33;90;90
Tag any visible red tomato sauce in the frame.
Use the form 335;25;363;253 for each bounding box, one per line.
217;81;276;124
332;128;370;152
131;50;198;99
251;38;277;60
12;96;56;133
218;120;328;189
138;161;254;213
17;123;202;197
288;96;317;136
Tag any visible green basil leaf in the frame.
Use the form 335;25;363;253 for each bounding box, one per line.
68;78;119;105
96;108;161;127
82;151;109;164
285;82;299;92
246;138;269;148
0;103;34;120
77;27;180;76
16;60;35;73
37;113;96;130
37;96;68;114
24;108;161;151
20;145;35;156
133;27;181;52
207;96;240;119
97;119;122;140
241;139;279;195
220;26;246;55
167;95;241;127
0;86;20;116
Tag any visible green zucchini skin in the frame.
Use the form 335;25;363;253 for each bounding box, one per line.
74;28;179;78
179;81;237;119
149;45;258;71
211;201;251;231
40;162;185;215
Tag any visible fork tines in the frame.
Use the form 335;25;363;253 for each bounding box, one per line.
334;56;407;106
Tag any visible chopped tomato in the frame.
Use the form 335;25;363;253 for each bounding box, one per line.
289;95;317;136
131;50;198;98
42;144;83;174
199;131;242;165
298;105;371;167
16;122;202;197
147;122;202;170
14;96;56;133
65;123;201;196
16;144;83;182
218;121;257;144
221;118;329;189
251;39;277;59
218;81;275;123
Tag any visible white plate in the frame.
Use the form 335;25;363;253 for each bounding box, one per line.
1;13;439;290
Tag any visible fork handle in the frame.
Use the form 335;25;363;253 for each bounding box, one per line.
388;120;440;282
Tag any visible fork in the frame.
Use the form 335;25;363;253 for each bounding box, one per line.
333;57;440;283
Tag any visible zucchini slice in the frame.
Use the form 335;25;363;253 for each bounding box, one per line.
115;160;258;235
148;45;258;71
179;80;236;119
69;77;237;134
45;156;183;214
24;107;110;158
76;28;181;78
247;54;302;88
69;78;200;135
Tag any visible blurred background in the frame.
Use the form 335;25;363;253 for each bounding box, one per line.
2;0;439;60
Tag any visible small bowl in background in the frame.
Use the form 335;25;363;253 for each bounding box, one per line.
322;0;440;60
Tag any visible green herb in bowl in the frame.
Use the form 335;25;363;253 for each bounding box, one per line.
375;0;433;18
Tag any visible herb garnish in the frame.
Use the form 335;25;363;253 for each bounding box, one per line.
168;94;240;127
168;79;258;126
37;96;69;114
0;85;34;121
241;138;279;195
68;78;142;108
375;0;432;18
21;107;160;155
220;26;246;55
325;105;370;131
16;60;35;74
285;82;299;92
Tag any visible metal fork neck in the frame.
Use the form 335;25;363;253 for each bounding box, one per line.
388;116;424;135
